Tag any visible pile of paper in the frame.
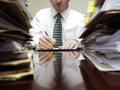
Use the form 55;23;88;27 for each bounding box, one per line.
82;29;120;71
81;9;120;71
0;0;33;81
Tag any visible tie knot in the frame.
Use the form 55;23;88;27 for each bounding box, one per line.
56;13;61;19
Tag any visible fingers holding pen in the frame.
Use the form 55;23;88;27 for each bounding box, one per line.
45;35;56;46
39;35;56;49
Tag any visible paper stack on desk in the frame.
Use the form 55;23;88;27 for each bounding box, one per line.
0;0;33;81
80;9;120;71
82;29;120;71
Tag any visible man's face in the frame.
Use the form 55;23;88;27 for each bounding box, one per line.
50;0;70;13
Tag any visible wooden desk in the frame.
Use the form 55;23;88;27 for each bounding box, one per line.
0;77;33;90
80;60;120;90
0;51;87;90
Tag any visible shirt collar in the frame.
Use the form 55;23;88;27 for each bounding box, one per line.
51;7;70;20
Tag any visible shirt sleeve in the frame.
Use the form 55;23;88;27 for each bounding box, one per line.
29;13;43;47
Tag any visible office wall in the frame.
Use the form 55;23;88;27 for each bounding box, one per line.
27;0;89;17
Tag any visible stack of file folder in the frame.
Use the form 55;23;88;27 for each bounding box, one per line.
80;9;120;90
80;9;120;71
0;0;33;81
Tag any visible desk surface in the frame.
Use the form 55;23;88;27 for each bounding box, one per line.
0;51;87;90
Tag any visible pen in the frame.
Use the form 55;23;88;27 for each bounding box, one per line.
44;31;55;47
36;47;83;52
45;31;49;36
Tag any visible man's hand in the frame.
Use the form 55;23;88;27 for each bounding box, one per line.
38;35;56;49
60;39;80;49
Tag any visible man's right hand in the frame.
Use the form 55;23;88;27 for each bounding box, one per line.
38;35;56;49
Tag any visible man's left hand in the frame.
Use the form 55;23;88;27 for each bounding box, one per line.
60;39;80;49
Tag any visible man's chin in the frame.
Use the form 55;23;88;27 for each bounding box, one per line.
56;8;63;13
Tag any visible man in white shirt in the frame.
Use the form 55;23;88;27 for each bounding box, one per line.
29;0;85;49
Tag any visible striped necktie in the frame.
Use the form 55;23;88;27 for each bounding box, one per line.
53;13;62;47
53;13;62;82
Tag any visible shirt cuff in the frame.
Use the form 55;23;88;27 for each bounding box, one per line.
75;38;83;45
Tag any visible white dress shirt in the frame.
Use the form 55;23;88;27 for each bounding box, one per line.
29;7;85;46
